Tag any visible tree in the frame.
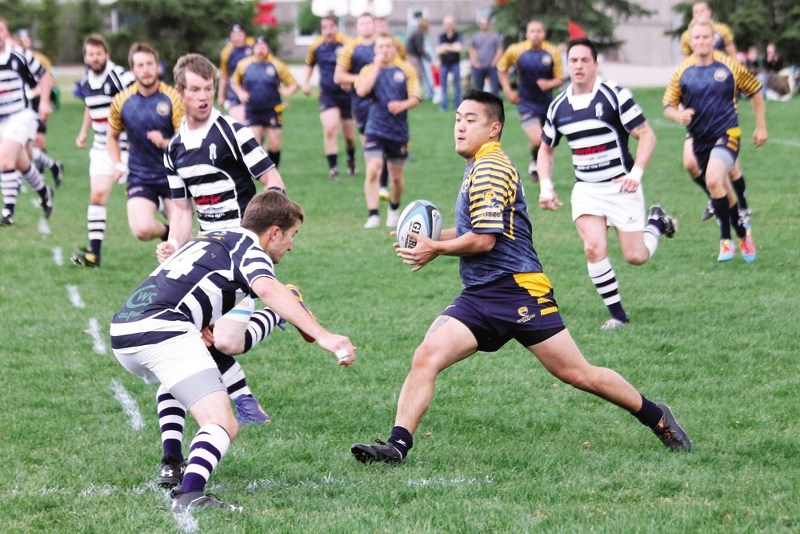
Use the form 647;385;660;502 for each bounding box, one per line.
490;0;654;49
37;0;60;61
74;0;104;57
671;0;800;62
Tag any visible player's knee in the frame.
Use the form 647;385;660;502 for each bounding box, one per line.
213;332;246;357
582;243;606;262
410;343;444;375
623;249;648;265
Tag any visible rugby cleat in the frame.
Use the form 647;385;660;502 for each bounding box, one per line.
234;394;271;425
386;209;400;228
738;230;757;263
717;239;735;262
347;159;356;176
71;247;100;268
329;166;340;180
700;200;715;222
648;204;677;238
601;317;629;330
363;214;380;229
285;284;316;342
40;186;54;219
0;212;14;226
351;440;405;464
170;489;242;512
157;456;187;488
52;161;64;188
652;403;692;451
528;160;539;182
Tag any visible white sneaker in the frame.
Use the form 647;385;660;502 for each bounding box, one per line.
601;317;629;330
363;214;380;229
386;209;400;227
379;187;389;201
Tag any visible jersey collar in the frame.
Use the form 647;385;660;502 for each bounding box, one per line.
474;141;502;160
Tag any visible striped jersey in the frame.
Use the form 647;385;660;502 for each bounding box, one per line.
0;47;40;119
497;40;564;112
109;82;183;184
542;78;645;183
358;59;420;142
456;142;542;287
306;34;350;95
232;54;296;113
663;51;761;143
165;109;275;232
79;61;135;151
110;229;275;350
219;38;254;101
680;22;734;56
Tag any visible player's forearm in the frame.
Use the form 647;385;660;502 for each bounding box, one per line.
432;230;495;257
167;203;194;248
751;92;767;130
258;167;286;192
355;68;380;97
106;132;122;163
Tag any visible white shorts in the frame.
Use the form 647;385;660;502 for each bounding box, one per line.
0;109;38;146
90;148;128;177
570;180;646;232
112;327;225;408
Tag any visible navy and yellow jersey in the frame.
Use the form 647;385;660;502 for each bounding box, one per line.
80;61;135;151
663;51;761;142
393;36;407;60
232;55;295;113
110;229;275;350
337;37;376;116
109;82;183;183
497;40;564;111
680;22;734;56
543;78;645;183
305;34;350;95
456;142;542;288
165;109;275;232
358;59;420;142
219;38;254;100
0;48;39;118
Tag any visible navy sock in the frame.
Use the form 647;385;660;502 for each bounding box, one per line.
368;208;379;217
389;202;400;211
388;426;413;457
326;154;338;169
634;395;663;428
692;173;710;197
732;175;748;209
729;204;747;238
268;150;281;168
711;196;732;240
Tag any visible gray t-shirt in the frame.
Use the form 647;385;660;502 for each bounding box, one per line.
470;32;502;68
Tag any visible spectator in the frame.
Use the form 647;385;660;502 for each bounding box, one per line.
468;16;503;95
436;15;463;112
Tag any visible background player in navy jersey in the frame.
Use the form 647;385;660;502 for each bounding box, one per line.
111;191;356;512
350;89;690;465
497;20;565;182
355;33;420;229
71;34;136;267
302;16;356;179
0;17;53;227
537;38;676;330
334;12;376;141
107;42;183;246
217;23;253;123
663;21;766;263
231;36;298;168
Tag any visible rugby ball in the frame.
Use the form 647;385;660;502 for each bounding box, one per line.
396;200;442;249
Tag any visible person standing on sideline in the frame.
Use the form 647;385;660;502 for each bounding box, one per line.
356;33;421;229
405;18;433;100
111;191;356;512
436;15;463;112
663;21;766;263
302;16;356;179
537;38;677;330
468;16;503;95
231;36;298;168
497;20;564;182
218;23;253;123
71;34;136;267
350;89;691;465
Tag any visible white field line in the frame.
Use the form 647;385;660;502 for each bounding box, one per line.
110;378;145;430
86;318;107;354
52;246;63;266
66;285;85;308
38;218;51;235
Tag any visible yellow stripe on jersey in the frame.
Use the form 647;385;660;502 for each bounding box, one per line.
726;127;741;151
398;59;421;100
219;37;255;77
469;142;518;233
497;40;564;79
680;22;734;56
513;272;554;298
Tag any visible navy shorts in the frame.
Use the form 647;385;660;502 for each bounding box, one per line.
363;135;408;162
319;92;352;119
693;127;741;172
518;103;547;128
127;181;171;205
442;273;566;353
246;108;282;128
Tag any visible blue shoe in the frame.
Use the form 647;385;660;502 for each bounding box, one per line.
738;230;757;263
717;239;734;262
234;394;271;425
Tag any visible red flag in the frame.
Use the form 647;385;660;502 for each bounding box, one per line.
254;2;277;27
568;19;587;39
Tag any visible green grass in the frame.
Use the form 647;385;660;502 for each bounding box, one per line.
1;88;799;533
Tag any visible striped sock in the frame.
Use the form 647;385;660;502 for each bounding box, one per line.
20;165;45;193
588;258;628;322
87;204;107;257
244;307;280;352
156;385;186;461
643;223;661;257
180;424;231;494
1;169;19;216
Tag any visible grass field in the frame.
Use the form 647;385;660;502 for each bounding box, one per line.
1;85;799;533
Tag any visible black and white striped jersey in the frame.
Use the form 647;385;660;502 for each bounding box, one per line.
79;61;135;151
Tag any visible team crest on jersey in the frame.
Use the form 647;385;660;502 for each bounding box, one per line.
714;69;729;82
209;143;217;163
156;102;170;116
266;65;276;77
104;82;111;94
541;55;552;66
595;103;603;118
393;70;406;83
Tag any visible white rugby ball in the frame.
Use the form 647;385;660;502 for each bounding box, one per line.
396;200;442;249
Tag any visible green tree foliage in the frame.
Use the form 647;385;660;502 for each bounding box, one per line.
672;0;800;62
37;0;60;61
74;0;104;57
490;0;653;48
0;0;31;30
